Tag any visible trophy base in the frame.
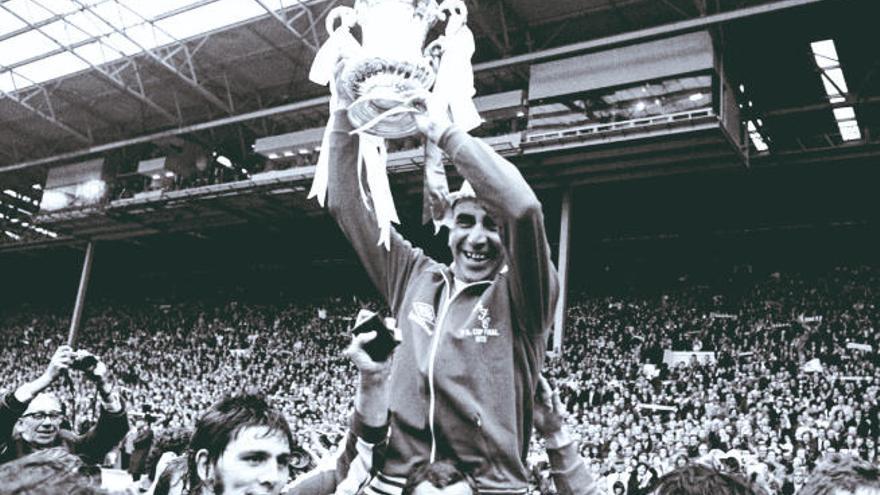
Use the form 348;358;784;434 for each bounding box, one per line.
341;56;435;139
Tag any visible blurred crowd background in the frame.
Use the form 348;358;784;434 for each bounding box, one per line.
1;264;877;494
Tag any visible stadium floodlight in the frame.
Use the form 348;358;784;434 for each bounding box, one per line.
810;39;861;141
216;155;234;168
283;151;295;157
152;174;161;180
747;120;769;152
40;190;72;211
165;171;175;178
4;231;20;241
80;180;106;201
32;184;42;190
268;153;280;159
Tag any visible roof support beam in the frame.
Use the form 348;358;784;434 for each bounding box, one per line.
67;0;233;115
254;0;320;53
0;2;178;124
0;66;92;144
474;0;828;72
0;0;830;173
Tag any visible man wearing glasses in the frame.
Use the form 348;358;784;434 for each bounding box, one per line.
0;345;129;465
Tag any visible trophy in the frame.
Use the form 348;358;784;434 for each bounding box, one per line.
326;0;467;138
309;0;480;248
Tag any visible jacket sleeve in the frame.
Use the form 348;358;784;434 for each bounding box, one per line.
285;411;388;495
325;110;435;314
73;403;129;465
0;392;27;456
439;127;559;334
547;442;601;495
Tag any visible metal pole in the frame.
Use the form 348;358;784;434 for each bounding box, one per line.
553;190;572;355
67;242;96;347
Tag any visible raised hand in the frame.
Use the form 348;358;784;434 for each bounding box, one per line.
45;345;74;380
533;375;566;439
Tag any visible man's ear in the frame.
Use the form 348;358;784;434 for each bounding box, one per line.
195;448;213;482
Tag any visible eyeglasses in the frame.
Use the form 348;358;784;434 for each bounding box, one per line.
22;411;64;422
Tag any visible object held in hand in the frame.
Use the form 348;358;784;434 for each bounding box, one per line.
70;350;98;372
329;0;465;138
351;309;401;362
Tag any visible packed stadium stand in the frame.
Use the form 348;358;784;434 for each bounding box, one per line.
1;0;879;494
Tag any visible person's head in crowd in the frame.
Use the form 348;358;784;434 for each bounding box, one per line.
447;191;504;284
797;453;880;495
0;447;103;494
675;454;690;469
185;393;292;495
401;460;479;495
650;463;765;495
612;480;626;495
18;393;66;448
698;443;710;458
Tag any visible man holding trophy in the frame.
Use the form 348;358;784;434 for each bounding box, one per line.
314;1;559;493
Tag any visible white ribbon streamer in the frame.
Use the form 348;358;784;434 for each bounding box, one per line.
308;15;361;207
359;134;399;249
432;8;480;132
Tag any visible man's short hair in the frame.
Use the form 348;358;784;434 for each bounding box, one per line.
185;393;293;488
651;463;765;495
0;448;103;494
798;453;880;495
402;460;480;495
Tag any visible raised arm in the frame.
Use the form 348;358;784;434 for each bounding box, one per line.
416;100;559;334
2;346;72;448
285;329;394;495
324;69;433;313
533;376;600;495
72;353;129;464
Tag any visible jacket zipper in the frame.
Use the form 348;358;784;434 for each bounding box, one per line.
427;274;491;462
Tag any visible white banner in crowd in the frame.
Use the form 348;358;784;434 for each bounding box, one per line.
637;403;677;412
846;342;873;352
662;350;716;367
803;358;823;373
709;312;738;320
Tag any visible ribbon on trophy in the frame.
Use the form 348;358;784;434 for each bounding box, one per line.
308;7;360;208
422;1;481;232
308;0;481;249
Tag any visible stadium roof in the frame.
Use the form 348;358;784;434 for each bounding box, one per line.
0;0;878;252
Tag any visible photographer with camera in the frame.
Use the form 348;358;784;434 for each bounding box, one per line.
0;344;128;465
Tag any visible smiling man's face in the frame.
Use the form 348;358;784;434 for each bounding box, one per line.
448;199;503;284
20;393;64;448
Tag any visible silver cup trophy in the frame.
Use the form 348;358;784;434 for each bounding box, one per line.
327;0;466;139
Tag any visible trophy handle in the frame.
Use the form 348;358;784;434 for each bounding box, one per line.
325;6;357;35
438;0;468;33
424;37;446;62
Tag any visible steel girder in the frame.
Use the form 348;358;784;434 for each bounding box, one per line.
0;64;92;143
0;2;179;123
252;0;341;55
68;0;234;115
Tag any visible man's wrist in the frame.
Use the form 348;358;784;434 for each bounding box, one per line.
544;428;573;450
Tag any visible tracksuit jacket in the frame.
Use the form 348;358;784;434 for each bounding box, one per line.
327;110;559;495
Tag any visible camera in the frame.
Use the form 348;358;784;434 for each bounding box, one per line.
351;309;401;362
71;350;98;372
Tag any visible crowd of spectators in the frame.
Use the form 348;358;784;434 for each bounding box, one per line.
1;264;877;494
